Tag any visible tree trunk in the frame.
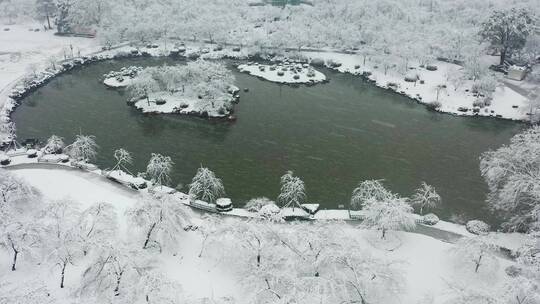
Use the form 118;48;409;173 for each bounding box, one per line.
198;235;208;258
475;255;482;273
60;262;67;288
381;228;386;240
46;14;51;30
11;247;18;271
114;272;123;296
143;223;157;249
500;49;506;65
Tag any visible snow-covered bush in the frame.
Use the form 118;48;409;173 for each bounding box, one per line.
466;220;490;235
258;203;281;219
244;197;275;212
188;167;225;204
44;135;65;154
423;213;440;226
65;134;98;162
504;265;522;277
426;101;442;111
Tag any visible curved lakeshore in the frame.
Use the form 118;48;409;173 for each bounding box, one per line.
2;160;528;254
10;55;525;225
1;4;538;302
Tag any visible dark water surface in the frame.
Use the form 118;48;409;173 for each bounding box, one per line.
12;57;524;224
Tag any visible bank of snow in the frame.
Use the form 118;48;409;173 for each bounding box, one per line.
238;62;326;84
132;91;236;118
102;66;142;88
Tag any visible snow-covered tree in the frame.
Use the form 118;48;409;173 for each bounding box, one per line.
332;242;405;304
350;179;395;211
40;200;83;288
480;126;540;232
499;277;540;304
79;243;154;299
0;170;36;225
277;171;306;210
360;184;416;239
480;8;535;65
410;182;441;215
77;202;117;255
145;153;173;188
0;220;40;271
452;236;498;274
127;194;191;251
112;148;133;173
196;214;220;258
0;279;56;304
188;166;225;204
66;134;98;163
35;0;56;30
44;135;65;154
115;270;182;304
127;71;159;105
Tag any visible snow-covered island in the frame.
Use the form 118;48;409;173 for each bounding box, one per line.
238;62;326;84
103;66;142;88
112;60;239;118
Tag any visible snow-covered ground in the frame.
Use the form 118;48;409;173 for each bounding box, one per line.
0;165;521;304
133;91;234;118
102;66;142;88
303;51;530;120
238;62;326;84
4;166;241;302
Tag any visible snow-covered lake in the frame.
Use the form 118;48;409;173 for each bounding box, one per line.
11;57;524;224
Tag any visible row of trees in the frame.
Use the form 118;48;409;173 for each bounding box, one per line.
57;132;441;230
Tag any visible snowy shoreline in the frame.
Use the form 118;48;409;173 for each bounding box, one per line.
0;155;528;254
237;62;327;85
1;35;531;146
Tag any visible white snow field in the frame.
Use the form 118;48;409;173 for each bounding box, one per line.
3;166;242;302
133;91;234;117
237;62;326;84
0;165;520;304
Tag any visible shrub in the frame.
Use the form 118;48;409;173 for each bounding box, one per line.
466;220;490;235
473;99;486;108
426;101;442;110
423;213;440;225
244;197;275;212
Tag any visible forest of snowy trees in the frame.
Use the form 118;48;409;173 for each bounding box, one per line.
1;0;538;67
